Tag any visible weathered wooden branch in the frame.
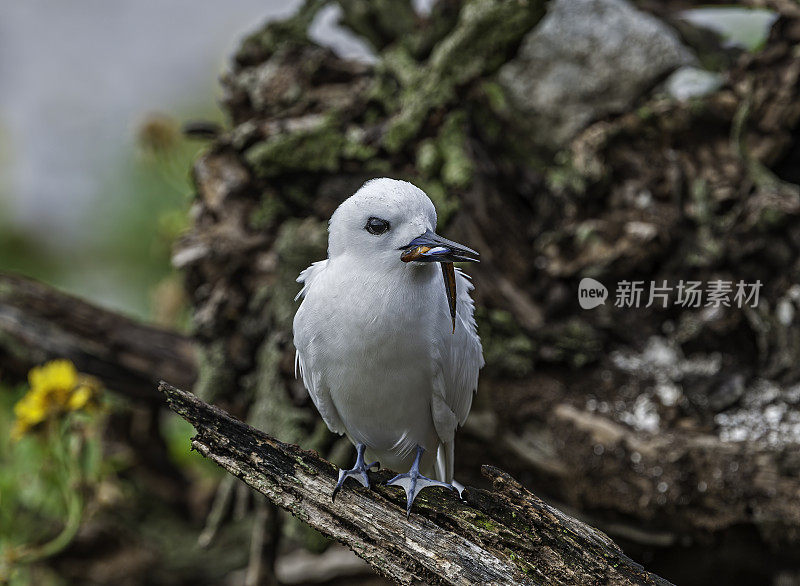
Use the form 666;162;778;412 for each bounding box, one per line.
159;381;672;586
0;272;196;401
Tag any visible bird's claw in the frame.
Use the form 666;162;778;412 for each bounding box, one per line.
331;444;379;502
386;446;456;517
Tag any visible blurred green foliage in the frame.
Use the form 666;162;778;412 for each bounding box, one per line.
160;413;224;479
0;105;222;579
0;108;216;324
0;366;221;584
0;381;104;584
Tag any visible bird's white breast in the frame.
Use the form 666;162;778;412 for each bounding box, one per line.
294;256;447;468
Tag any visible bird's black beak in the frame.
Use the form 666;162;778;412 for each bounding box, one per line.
399;229;480;264
400;230;479;334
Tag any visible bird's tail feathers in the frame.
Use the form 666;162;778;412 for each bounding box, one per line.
435;441;455;484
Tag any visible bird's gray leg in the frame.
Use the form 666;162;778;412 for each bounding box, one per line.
386;445;456;517
331;443;379;502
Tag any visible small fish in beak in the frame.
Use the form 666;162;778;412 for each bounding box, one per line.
400;229;479;333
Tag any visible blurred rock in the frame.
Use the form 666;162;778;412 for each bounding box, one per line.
498;0;695;147
663;66;724;101
707;373;745;412
679;7;778;52
275;544;374;585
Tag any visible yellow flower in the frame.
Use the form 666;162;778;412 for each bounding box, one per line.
14;388;47;422
29;359;77;403
67;385;93;411
28;359;77;388
11;388;49;440
11;360;101;440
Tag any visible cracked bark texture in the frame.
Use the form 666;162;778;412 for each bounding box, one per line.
171;0;800;583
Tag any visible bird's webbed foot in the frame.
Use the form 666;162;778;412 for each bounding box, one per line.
386;445;456;517
331;443;380;502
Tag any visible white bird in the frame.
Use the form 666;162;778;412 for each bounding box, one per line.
293;178;484;516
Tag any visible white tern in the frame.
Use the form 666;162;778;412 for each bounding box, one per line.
293;178;483;516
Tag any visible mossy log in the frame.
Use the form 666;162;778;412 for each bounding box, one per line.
159;381;673;586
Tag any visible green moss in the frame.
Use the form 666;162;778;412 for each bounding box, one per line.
574;223;598;247
439;110;474;189
505;548;539;577
383;108;438;153
690;178;711;223
270;218;328;328
245;117;379;179
382;0;545;151
380;45;419;88
546;152;587;195
294;456;319;477
759;206;784;227
688;96;709;117
193;340;236;403
471;514;499;532
550;318;602;368
417;180;460;227
243;217;327;442
636;105;654;120
342;127;379;161
247;334;308;445
249;193;286;230
416;139;441;176
234;0;326;64
482;80;510;115
245;120;346;178
687;225;723;267
477;308;536;377
366;67;402;113
283;183;314;206
337;0;417;52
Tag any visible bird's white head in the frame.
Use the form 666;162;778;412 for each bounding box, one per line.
328;178;478;265
328;178;436;262
327;178;479;331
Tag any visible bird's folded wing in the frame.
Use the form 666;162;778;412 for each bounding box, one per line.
293;259;347;436
431;269;483;483
432;269;484;435
295;350;346;436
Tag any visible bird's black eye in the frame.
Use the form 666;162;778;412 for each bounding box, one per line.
365;217;390;235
